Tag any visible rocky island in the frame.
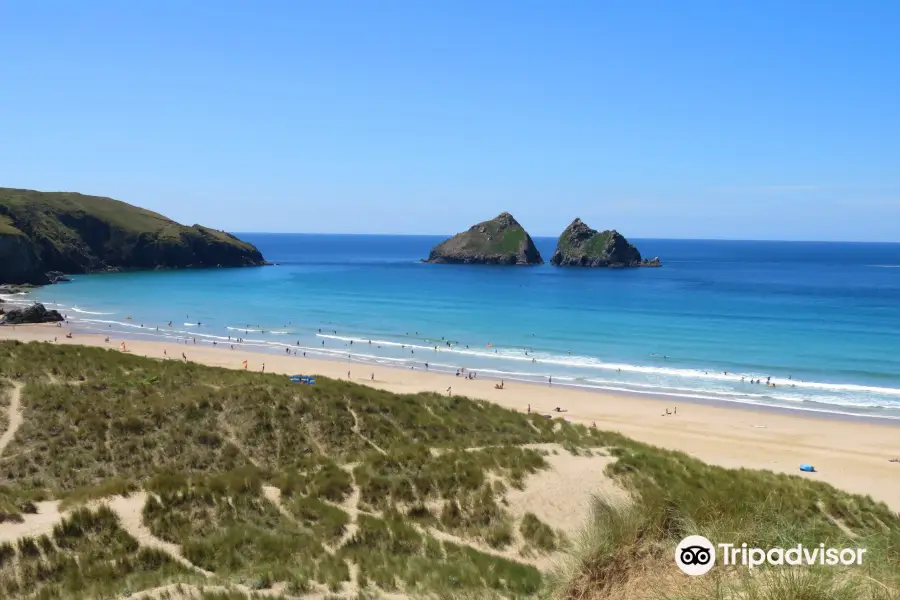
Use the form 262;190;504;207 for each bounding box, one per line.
424;212;543;265
0;187;266;285
550;218;660;267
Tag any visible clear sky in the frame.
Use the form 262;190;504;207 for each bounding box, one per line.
2;1;898;241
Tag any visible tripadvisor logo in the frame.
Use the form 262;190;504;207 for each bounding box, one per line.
676;536;716;576
675;536;867;576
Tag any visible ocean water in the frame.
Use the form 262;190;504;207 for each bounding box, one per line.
9;234;900;419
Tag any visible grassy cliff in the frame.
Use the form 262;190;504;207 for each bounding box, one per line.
0;188;265;284
0;342;896;599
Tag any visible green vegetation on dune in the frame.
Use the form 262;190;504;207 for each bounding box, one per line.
0;340;897;599
0;341;601;598
0;505;191;599
0;187;265;285
551;444;900;600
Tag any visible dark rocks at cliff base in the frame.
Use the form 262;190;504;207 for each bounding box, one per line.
550;218;661;268
424;212;543;265
0;303;64;325
45;271;71;284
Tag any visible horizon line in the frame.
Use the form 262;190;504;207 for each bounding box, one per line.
230;232;900;245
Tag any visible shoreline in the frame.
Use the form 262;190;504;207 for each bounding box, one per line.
7;293;900;424
2;323;900;512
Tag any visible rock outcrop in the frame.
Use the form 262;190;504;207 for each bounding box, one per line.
0;303;64;325
550;218;660;267
424;212;543;265
0;187;267;285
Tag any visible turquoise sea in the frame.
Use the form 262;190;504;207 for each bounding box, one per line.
8;235;900;419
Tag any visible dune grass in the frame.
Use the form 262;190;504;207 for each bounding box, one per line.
0;505;191;599
1;340;898;599
549;443;900;600
0;340;611;598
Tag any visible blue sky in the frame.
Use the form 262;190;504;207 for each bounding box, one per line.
1;1;898;241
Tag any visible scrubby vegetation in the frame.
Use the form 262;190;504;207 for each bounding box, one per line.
0;341;602;598
0;340;897;599
0;505;190;599
550;444;900;600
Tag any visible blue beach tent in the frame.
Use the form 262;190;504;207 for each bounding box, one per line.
799;464;816;472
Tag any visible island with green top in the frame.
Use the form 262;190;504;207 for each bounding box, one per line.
423;212;544;265
550;218;661;268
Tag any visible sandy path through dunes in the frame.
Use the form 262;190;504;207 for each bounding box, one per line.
0;383;23;456
0;500;62;543
105;492;214;578
505;445;630;537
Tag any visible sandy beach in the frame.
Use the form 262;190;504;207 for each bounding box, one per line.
2;323;898;513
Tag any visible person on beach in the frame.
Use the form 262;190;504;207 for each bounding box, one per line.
182;353;187;361
261;363;265;373
242;360;247;369
164;349;167;357
425;362;428;370
371;373;374;380
446;386;452;396
527;404;531;414
347;371;350;379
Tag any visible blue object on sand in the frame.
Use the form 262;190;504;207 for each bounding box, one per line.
290;375;316;385
799;464;816;472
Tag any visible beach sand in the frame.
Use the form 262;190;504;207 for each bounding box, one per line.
2;324;899;512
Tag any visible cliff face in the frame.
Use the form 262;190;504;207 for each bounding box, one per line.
550;218;660;267
424;212;543;265
0;188;266;284
0;223;46;284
